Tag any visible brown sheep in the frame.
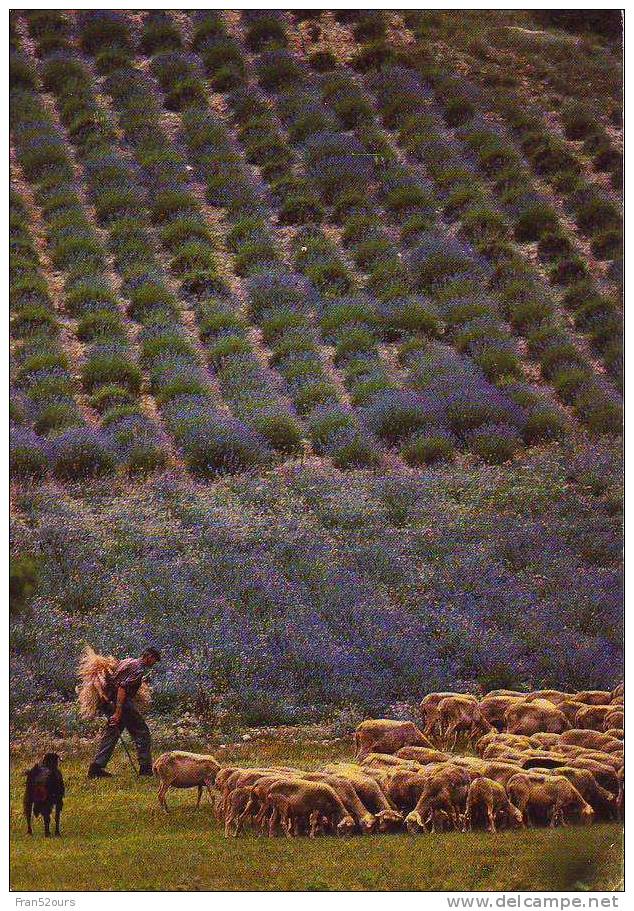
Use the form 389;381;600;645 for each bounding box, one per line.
612;682;624;700
617;767;624;820
152;751;220;812
559;729;624;754
525;690;572;705
436;695;493;748
405;765;472;834
324;764;403;831
465;777;524;832
476;732;533;755
420;692;467;738
546;755;619;796
504;699;571;736
556;700;586;725
361;752;422;771
480;694;524;730
574;704;615;732
507;772;595;827
396;746;452;764
530;733;563;750
261;779;356;837
301;772;376;833
354;719;431;760
380;767;441;813
605;710;624;731
574;690;612;706
480;761;530;788
605;728;624;740
528;767;616;820
610;694;624;706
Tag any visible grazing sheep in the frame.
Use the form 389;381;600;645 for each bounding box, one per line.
396;746;452;764
525;690;572;705
436;695;493;748
301;772;376;833
504;699;571;736
528;766;616;820
480;694;524;730
605;710;624;731
325;764;403;831
405;765;472;834
152;751;220;811
507;773;594;827
354;719;431;760
574;690;612;706
420;692;468;738
559;729;624;754
575;704;615;732
465;777;524;832
24;753;64;837
261;779;356;837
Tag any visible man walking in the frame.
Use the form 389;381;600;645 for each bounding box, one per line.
87;647;161;779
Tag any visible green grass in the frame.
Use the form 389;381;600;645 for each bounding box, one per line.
10;740;623;891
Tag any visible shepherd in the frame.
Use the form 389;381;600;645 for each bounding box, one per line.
77;645;161;779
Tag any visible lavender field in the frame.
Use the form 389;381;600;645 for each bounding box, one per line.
10;10;622;735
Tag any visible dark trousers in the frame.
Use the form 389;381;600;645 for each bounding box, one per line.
93;701;152;771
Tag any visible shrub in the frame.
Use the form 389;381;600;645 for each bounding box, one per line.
552;368;590;404
252;411;303;454
140;15;182;55
51;427;116;479
10;429;49;478
309;50;336;72
550;256;589;285
537;231;574;261
561;102;595;140
279;194;324;226
34;401;83;435
540;342;587;379
10;553;40;616
333;328;375;364
443;97;474;126
76;311;125;341
475;346;521;381
126;442;168;475
402;431;455;465
515;204;559;242
574;389;622;435
246;16;287;51
177;417;269;477
365;391;432;444
11;306;57;338
82;354;142;393
352;41;400;73
591;229;622;261
467;422;520;464
576;197;621;235
258;51;301;91
331;430;382;470
379;297;441;340
293;380;338;414
523;407;568;443
80;12;130;54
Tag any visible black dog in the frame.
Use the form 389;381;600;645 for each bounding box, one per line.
24;752;65;837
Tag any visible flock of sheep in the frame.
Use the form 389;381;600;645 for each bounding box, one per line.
153;684;624;838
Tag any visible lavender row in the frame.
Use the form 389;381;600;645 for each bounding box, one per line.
60;11;297;474
10;43;167;479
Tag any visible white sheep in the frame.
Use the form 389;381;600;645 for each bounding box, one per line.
152;751;221;811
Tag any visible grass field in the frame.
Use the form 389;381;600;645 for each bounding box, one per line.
10;741;624;892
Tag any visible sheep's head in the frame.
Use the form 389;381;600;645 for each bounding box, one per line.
405;810;424;835
510;805;524;828
336;814;356;836
581;804;595;825
375;808;403;833
360;813;376;834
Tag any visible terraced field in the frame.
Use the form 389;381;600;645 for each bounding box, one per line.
10;11;622;732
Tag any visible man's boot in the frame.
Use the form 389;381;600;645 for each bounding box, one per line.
87;762;114;779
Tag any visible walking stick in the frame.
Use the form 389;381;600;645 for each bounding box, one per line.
118;730;139;775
